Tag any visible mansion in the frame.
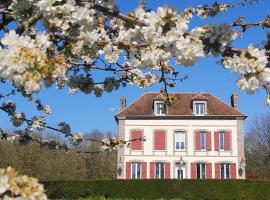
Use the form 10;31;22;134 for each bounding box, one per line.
115;92;246;180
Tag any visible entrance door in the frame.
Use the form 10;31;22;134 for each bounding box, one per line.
175;164;186;179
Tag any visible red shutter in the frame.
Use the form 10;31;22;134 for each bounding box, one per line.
206;163;212;179
231;163;237;179
195;131;200;150
150;162;155;179
214;131;219;151
131;131;142;150
191;163;196;179
154;131;165;150
141;162;147;179
224;131;231;151
206;131;211;151
126;162;131;179
215;163;220;179
165;162;171;179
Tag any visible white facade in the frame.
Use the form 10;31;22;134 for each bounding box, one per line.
116;93;246;180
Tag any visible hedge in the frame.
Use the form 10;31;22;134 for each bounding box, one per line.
43;179;270;200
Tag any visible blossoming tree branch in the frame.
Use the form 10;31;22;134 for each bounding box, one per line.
0;0;269;198
0;0;269;152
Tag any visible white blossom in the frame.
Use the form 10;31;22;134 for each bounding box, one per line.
223;45;268;74
265;96;270;106
0;167;47;199
11;113;25;127
43;105;52;115
28;118;45;131
237;76;260;94
0;31;66;94
71;132;85;145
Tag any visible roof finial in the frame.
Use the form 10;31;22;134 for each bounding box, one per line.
138;0;146;10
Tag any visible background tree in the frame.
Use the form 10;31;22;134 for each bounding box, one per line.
0;129;116;181
245;112;270;179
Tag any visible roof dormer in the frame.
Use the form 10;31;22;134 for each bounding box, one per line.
154;100;166;116
192;94;208;116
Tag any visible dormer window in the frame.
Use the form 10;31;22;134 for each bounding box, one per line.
154;101;165;115
193;101;206;116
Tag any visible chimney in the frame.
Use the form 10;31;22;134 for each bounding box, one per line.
230;93;238;109
120;96;126;110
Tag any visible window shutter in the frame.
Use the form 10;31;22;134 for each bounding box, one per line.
154;131;165;150
215;163;220;179
231;163;237;179
150;162;155;179
224;131;231;151
126;162;131;179
206;131;211;151
131;131;142;150
141;162;147;179
195;131;200;150
206;163;212;179
214;131;219;151
191;163;196;179
165;162;171;179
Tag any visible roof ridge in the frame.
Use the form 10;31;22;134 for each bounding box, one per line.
145;91;210;94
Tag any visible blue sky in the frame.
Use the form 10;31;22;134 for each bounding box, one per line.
1;0;270;134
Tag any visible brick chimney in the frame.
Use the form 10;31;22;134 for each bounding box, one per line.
230;93;238;109
120;96;126;110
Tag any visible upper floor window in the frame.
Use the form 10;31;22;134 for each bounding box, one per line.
195;103;205;115
154;101;165;115
175;131;186;150
219;132;225;151
130;130;142;150
131;162;141;179
154;130;166;150
200;131;206;150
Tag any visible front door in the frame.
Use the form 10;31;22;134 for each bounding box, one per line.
175;164;186;179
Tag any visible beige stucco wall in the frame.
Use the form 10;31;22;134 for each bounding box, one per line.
117;118;245;179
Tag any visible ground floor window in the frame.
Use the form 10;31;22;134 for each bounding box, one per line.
197;163;206;179
155;162;165;179
220;163;230;179
131;162;141;179
175;163;186;179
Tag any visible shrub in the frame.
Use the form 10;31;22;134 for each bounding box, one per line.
43;179;270;200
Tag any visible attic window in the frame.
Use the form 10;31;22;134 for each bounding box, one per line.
154;101;165;115
193;101;206;116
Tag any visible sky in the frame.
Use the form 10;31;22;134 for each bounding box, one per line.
1;0;270;135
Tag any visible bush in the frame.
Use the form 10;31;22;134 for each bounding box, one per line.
43;179;270;200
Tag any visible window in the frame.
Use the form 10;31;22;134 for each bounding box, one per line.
200;132;206;150
220;163;230;179
175;131;186;150
195;103;205;115
196;163;206;179
130;131;142;150
131;163;141;179
219;132;225;150
175;163;186;179
154;131;166;150
155;162;165;179
154;101;165;115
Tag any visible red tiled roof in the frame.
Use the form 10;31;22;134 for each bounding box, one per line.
116;92;246;118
